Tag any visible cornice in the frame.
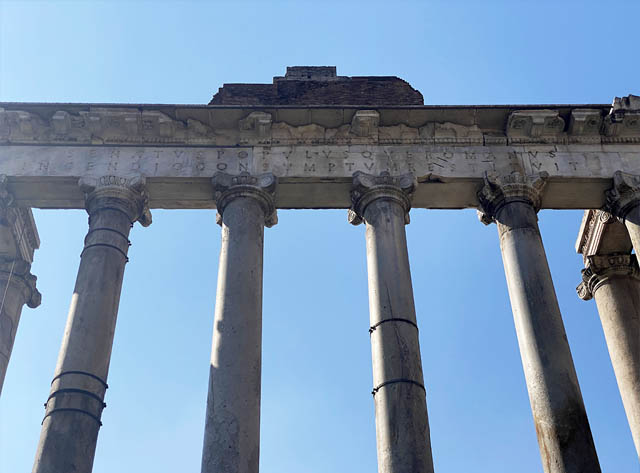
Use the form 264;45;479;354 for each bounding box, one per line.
1;96;637;147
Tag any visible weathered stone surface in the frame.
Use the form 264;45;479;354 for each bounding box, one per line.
568;109;603;143
6;103;640;147
507;110;565;144
0;176;40;397
479;175;601;473
575;210;632;258
576;210;640;456
2;70;636;473
32;176;150;473
476;171;548;225
606;171;640;258
604;94;640;141
201;172;276;473
1;142;638;211
0;175;40;263
350;172;434;473
2;94;639;211
0;257;39;397
209;67;424;106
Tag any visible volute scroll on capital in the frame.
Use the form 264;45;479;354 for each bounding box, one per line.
212;172;278;228
605;171;640;221
0;257;41;308
79;175;152;227
476;171;548;225
348;171;416;226
577;253;640;301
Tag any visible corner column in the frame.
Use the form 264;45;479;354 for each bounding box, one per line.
478;172;600;473
349;171;434;473
577;251;640;456
201;172;277;473
606;171;640;257
32;175;151;473
0;176;41;397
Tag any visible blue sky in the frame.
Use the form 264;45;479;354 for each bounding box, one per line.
0;1;639;472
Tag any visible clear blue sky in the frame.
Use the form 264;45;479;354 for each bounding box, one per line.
0;1;638;472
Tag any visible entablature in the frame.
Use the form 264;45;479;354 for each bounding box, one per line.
1;97;639;211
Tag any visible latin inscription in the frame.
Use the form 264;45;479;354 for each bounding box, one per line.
257;145;626;178
2;147;253;178
0;144;630;180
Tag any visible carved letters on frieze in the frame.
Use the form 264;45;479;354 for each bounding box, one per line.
0;143;635;182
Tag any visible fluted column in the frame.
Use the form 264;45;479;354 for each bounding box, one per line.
32;175;151;473
201;172;277;473
478;172;600;473
349;171;434;473
577;253;640;456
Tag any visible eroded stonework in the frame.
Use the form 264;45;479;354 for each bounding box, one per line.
0;70;638;211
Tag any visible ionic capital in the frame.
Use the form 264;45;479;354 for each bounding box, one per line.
0;256;41;308
348;171;415;226
476;171;548;225
577;253;640;300
605;171;640;220
212;172;277;227
79;175;152;227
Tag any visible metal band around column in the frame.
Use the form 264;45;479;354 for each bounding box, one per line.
369;317;419;334
372;378;426;396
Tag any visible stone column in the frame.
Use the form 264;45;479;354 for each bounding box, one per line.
349;171;434;473
478;172;601;473
0;176;41;396
32;175;151;473
577;253;640;456
201;172;277;473
606;171;640;257
0;259;40;396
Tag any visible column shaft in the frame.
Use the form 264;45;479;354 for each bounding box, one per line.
579;254;640;456
0;177;40;398
202;198;264;473
201;172;276;473
594;278;640;454
350;171;434;473
33;177;150;473
496;202;600;473
364;200;433;473
0;260;39;396
622;205;640;257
